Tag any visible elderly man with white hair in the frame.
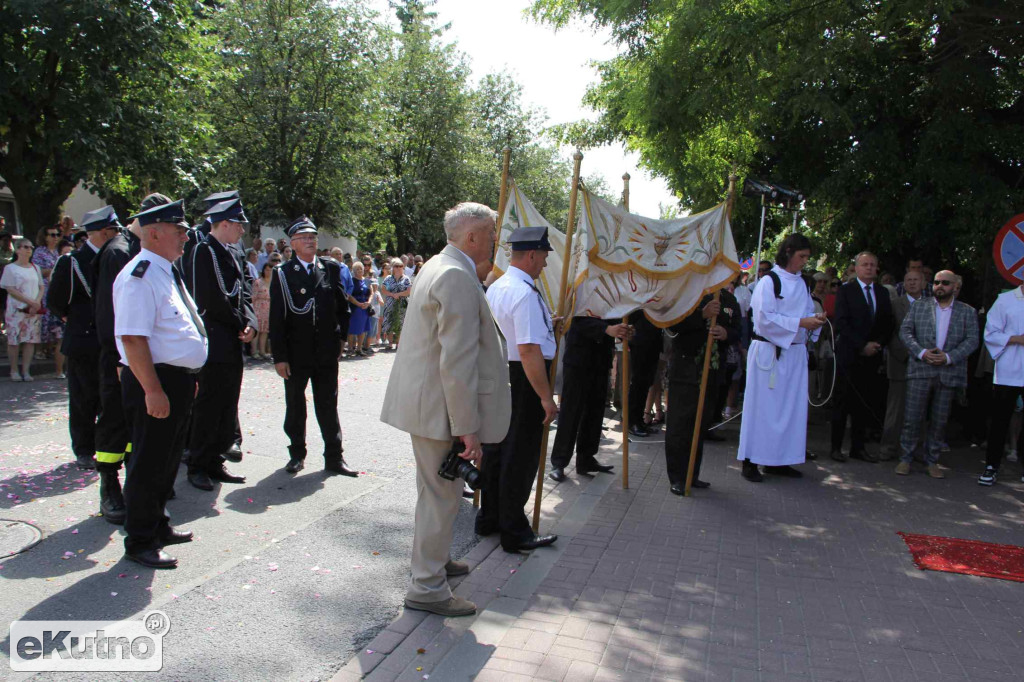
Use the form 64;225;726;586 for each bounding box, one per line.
381;202;511;617
256;237;277;270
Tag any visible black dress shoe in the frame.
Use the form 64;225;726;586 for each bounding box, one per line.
703;430;726;442
324;459;358;477
209;464;246;484
691;479;711;489
764;465;803;478
76;455;96;470
188;470;214;491
805;450;818;461
628;424;649;438
741;461;764;482
577;462;614;473
223;443;243;463
670;483;684;496
285;457;305;474
830;450;848;462
506;534;557;552
160;528;194;546
125;548;178;569
849;449;879;463
548;467;567;482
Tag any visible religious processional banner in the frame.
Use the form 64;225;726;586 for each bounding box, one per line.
569;186;740;327
492;178;587;313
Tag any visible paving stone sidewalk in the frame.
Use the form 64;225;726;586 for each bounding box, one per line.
335;413;1024;682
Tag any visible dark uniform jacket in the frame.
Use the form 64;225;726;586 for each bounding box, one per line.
562;316;618;369
47;244;100;357
269;255;349;365
92;229;141;348
667;290;741;383
188;234;257;364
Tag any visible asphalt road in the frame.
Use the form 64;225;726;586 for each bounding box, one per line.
0;351;481;681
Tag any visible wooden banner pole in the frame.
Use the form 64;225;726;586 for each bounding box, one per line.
684;171;739;496
531;150;584;533
620;173;631;489
475;147;513;510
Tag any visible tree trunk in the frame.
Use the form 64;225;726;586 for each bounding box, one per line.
0;170;75;239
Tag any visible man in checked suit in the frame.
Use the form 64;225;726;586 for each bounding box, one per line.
830;252;894;463
381;202;511;618
879;269;925;460
895;270;978;477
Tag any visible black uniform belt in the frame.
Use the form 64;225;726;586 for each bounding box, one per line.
751;333;804;360
154;363;202;375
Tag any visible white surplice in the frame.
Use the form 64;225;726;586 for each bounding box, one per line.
737;266;819;466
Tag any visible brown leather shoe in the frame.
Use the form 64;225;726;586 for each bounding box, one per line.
404;595;476;617
895;461;911;475
445;560;470;576
927;464;945;479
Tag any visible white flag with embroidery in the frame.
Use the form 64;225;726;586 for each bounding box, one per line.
570;186;739;326
493;178;586;313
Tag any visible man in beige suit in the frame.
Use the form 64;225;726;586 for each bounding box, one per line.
381;202;511;617
880;270;924;460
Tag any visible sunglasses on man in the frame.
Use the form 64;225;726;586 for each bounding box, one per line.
933;279;954;286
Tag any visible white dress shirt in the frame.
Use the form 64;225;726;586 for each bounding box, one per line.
856;278;876;313
113;248;208;369
985;287;1024;387
485;265;556;361
917;297;954;364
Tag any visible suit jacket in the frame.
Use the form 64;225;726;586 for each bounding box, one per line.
667;290;741;383
269;254;349;365
380;244;511;444
900;298;979;387
92;229;141;349
561;316;617;370
188;234;257;364
47;245;99;357
834;279;894;368
886;294;916;380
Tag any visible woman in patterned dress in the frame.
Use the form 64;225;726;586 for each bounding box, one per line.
380;258;412;351
252;262;273;359
1;239;44;381
32;226;65;376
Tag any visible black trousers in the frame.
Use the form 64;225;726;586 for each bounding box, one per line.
283;361;342;461
628;346;660;427
121;365;197;553
831;358;883;453
986;384;1024;471
67;349;100;458
189;360;243;473
665;370;721;485
95;344;129;471
551;361;609;470
479;360;549;550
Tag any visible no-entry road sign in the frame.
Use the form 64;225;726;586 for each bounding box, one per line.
994;213;1024;286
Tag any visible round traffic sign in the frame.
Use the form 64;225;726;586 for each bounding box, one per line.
993;213;1024;286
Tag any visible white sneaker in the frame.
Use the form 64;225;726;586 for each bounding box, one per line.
22;374;34;382
1006;450;1018;463
9;372;22;382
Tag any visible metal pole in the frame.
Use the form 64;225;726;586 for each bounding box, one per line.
532;150;584;533
752;194;767;285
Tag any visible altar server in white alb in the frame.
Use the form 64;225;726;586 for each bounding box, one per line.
737;233;825;482
979;283;1024;486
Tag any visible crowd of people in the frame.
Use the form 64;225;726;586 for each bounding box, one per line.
3;193;1021;614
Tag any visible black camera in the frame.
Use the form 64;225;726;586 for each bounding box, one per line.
438;440;484;491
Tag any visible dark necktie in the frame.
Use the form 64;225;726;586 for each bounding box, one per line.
864;284;875;318
173;267;207;338
307;263;314;276
530;284;553;334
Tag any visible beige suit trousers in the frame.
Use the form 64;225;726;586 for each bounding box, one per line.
407;434;463;603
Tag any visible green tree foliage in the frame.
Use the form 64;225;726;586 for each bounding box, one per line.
212;0;380;232
531;0;1024;273
0;0;212;232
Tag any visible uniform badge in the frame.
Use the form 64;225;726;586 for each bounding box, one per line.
300;288;306;294
294;264;299;271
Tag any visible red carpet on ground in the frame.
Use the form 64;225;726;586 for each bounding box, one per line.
898;532;1024;582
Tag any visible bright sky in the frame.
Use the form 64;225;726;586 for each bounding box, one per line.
369;0;677;218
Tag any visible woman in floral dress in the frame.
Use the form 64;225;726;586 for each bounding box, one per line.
380;259;412;351
32;227;65;376
1;239;44;381
252;262;273;359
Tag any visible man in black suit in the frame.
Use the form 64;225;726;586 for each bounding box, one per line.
547;316;632;482
831;252;894;462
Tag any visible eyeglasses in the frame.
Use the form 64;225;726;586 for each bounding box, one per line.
934;279;953;286
46;232;60;237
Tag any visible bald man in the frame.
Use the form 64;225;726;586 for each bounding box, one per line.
895;269;978;478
